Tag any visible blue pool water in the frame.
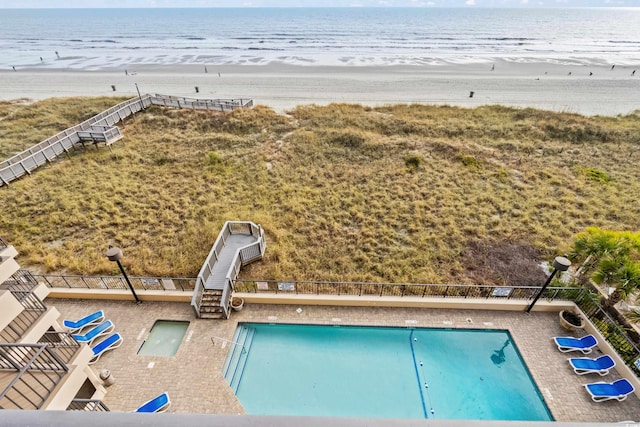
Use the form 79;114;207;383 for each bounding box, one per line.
223;324;552;421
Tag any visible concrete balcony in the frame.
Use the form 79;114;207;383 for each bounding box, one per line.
41;344;107;410
0;244;20;284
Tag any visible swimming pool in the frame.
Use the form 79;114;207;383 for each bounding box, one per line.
223;323;552;421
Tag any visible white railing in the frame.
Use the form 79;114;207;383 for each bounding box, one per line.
0;94;251;187
192;221;266;318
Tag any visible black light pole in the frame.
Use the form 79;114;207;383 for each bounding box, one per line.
525;256;571;313
106;246;141;304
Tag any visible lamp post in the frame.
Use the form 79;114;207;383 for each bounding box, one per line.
135;83;144;110
525;256;571;313
106;246;141;304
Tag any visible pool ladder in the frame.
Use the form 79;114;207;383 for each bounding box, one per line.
221;325;257;393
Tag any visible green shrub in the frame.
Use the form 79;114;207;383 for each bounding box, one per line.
206;151;222;166
577;167;610;183
459;155;480;170
405;155;422;172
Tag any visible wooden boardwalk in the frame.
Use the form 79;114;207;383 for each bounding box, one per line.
192;222;266;319
204;234;257;291
0;94;252;187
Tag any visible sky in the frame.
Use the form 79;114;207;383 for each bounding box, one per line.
1;0;639;7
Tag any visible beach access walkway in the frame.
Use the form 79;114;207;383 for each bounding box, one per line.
191;221;266;320
0;94;252;187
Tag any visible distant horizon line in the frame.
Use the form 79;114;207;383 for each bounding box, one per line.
2;5;640;8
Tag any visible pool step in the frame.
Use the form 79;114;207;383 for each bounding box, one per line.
222;325;256;393
222;326;250;387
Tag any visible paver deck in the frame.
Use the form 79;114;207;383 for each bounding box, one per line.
50;298;640;422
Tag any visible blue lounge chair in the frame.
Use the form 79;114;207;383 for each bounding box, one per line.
584;378;635;402
568;355;616;376
553;334;597;354
72;320;114;345
62;310;105;333
89;333;123;365
135;392;171;413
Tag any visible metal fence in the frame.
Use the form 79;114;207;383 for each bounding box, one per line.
67;399;110;412
233;279;583;300
573;291;640;376
31;272;196;292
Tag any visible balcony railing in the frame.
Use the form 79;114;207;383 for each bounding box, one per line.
38;331;81;365
0;273;48;344
0;343;68;410
0;270;39;291
67;399;110;411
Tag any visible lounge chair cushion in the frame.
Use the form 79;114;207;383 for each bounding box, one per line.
72;320;114;345
89;333;123;365
553;334;597;354
62;310;105;332
584;378;635;402
568;355;615;376
135;392;171;413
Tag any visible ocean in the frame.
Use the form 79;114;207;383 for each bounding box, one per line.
1;7;639;70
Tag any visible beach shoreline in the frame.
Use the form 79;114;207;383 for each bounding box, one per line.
1;61;639;116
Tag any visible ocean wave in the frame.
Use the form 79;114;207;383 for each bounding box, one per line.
177;36;207;40
608;40;640;44
3;8;640;70
481;37;536;41
67;39;119;43
247;47;285;51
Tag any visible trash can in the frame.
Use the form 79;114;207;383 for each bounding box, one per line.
100;369;115;387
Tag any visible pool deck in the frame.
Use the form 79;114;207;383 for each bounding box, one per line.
49;298;640;423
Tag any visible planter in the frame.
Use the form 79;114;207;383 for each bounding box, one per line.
231;297;244;312
559;310;585;331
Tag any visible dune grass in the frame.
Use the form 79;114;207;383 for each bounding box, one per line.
1;99;639;285
0;97;129;159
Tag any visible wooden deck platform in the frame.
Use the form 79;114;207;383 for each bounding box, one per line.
204;234;257;291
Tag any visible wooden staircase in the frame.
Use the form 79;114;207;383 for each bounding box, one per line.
198;289;226;319
191;221;266;319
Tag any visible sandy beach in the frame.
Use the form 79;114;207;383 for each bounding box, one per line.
1;61;639;116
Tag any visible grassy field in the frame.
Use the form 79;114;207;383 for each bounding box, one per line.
1;97;639;285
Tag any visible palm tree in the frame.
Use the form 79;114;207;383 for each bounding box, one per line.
571;227;630;283
569;228;640;318
627;308;640;324
594;259;640;310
